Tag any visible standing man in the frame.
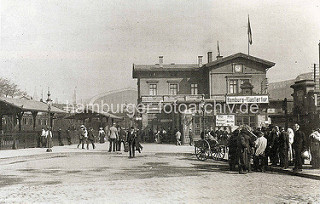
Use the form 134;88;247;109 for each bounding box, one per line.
175;129;181;146
46;126;53;149
278;127;289;169
87;127;95;149
66;128;72;145
57;128;64;146
77;125;87;149
253;131;267;172
310;128;320;169
189;128;194;146
127;127;136;158
40;127;47;148
108;123;118;152
292;124;306;172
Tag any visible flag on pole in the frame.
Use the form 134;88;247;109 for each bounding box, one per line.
217;41;220;56
248;16;252;45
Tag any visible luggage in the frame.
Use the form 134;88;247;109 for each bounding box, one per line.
124;142;129;152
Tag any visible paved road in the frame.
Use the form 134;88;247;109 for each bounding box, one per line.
0;144;319;203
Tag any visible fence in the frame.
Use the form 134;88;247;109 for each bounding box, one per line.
0;130;83;150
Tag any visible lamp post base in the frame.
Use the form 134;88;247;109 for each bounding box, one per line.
46;148;52;152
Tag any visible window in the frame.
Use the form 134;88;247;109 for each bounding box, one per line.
236;116;256;127
191;83;198;95
169;83;178;95
229;79;238;94
149;84;157;95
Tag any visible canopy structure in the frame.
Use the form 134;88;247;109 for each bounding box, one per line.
0;97;66;114
64;106;123;121
0;97;66;131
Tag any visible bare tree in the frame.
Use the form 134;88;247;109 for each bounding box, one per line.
0;78;28;98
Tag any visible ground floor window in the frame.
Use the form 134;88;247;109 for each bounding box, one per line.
236;115;256;127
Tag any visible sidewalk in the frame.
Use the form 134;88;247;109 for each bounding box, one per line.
0;143;195;159
268;164;320;181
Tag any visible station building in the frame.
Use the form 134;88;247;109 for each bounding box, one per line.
133;52;275;143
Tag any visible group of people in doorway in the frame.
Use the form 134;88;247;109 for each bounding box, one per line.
228;123;320;174
77;123;143;158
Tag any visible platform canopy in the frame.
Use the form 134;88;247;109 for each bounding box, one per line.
64;106;123;120
0;97;66;115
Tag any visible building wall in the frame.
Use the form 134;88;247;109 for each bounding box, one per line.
139;71;202;96
209;59;266;97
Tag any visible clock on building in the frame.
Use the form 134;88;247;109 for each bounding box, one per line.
234;64;243;73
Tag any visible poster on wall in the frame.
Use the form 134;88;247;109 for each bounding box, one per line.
216;115;235;127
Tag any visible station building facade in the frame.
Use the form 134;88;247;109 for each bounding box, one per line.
133;52;275;143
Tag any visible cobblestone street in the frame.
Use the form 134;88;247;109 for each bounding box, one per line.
0;144;319;203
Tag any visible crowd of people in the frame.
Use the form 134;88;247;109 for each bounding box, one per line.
39;123;143;158
227;123;320;174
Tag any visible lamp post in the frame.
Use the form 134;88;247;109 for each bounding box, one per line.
46;90;53;152
199;98;206;138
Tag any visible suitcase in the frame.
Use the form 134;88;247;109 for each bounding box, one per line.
124;142;129;152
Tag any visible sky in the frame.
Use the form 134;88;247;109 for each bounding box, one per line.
0;0;319;103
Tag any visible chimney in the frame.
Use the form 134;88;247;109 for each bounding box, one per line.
207;52;212;63
198;56;203;67
159;56;163;68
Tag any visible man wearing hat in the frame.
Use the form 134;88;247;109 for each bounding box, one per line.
127;127;136;158
253;131;267;172
98;127;106;143
108;123;118;152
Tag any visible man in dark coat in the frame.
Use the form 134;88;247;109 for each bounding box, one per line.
278;127;289;169
292;124;306;171
127;127;136;158
228;129;239;171
237;129;251;174
66;128;72;145
87;127;95;149
57;129;64;146
269;126;280;166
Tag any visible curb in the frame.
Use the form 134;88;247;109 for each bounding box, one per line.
267;166;320;181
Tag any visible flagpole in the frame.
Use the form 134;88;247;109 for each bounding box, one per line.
247;15;250;56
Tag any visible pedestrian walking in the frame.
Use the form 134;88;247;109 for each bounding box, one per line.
87;127;95;149
127;127;136;158
278;127;289;169
57;128;64;146
292;124;307;172
108;123;118;152
175;129;181;146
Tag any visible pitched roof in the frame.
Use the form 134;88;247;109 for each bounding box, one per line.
0;97;66;114
133;64;199;72
204;53;275;68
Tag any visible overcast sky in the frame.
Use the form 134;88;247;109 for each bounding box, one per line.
1;0;319;102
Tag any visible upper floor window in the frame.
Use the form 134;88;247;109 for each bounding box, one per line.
149;84;157;95
169;83;178;95
229;79;238;94
191;83;198;95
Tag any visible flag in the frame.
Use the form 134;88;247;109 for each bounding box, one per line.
217;41;220;56
248;16;252;45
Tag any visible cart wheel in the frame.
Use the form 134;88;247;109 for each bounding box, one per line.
195;140;210;161
212;146;225;160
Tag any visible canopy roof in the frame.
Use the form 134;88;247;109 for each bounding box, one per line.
0;97;66;114
64;106;123;120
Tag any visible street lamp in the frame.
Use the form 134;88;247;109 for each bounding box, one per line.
199;98;206;138
46;90;53;152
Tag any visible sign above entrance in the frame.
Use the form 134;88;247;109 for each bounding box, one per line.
226;95;269;104
216;115;235;127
